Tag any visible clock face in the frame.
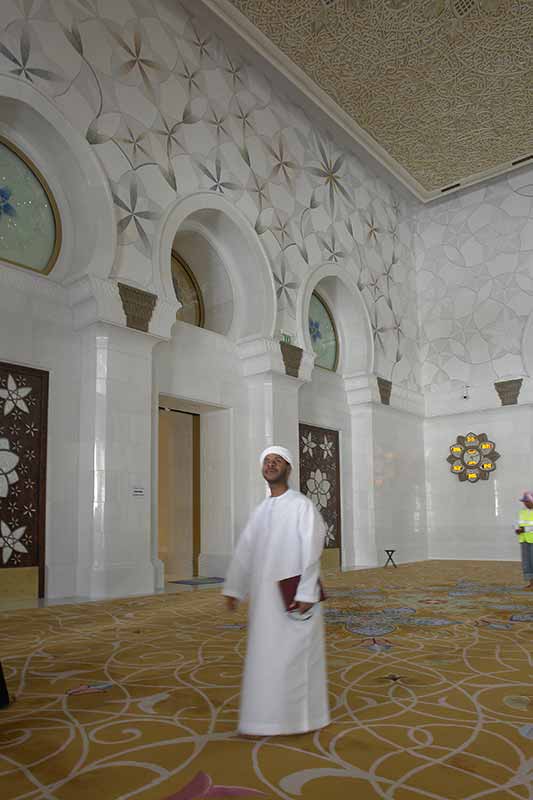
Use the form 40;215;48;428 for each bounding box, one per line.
446;433;500;483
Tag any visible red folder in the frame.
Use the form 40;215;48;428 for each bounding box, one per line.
278;575;327;611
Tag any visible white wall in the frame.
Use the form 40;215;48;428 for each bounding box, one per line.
415;166;533;396
425;406;528;562
0;0;420;391
173;229;234;336
5;0;532;599
373;406;427;565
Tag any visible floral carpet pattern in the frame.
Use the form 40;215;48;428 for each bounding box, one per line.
1;561;533;799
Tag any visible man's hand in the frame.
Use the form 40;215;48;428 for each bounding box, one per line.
516;527;525;535
288;601;315;615
224;596;238;612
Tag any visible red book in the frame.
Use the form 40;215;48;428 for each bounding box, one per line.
278;575;327;611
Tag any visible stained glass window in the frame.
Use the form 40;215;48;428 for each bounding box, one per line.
309;291;339;371
0;136;60;273
171;252;205;327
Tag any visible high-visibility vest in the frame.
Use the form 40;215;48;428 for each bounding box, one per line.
518;508;533;543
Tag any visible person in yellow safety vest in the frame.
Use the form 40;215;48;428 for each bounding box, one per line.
516;491;533;590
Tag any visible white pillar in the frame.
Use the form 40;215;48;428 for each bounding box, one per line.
237;338;312;509
344;373;379;568
75;323;158;599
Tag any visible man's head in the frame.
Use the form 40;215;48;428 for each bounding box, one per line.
260;446;293;488
520;491;533;509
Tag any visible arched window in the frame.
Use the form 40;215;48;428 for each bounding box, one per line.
171;250;205;327
0;135;61;273
309;291;339;371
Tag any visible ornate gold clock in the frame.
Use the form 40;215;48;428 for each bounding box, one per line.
447;433;500;483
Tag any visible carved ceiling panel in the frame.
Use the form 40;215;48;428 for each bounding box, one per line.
226;0;533;195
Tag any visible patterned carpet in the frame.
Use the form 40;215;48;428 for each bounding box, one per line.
1;561;533;800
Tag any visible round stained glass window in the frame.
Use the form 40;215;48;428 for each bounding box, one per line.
171;251;205;327
309;291;339;371
0;136;61;273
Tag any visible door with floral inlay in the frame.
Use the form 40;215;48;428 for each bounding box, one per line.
299;423;341;565
0;363;48;598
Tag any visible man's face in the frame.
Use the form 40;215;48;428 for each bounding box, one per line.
523;499;533;510
262;454;291;485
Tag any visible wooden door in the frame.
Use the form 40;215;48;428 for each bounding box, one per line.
299;423;341;566
0;362;48;598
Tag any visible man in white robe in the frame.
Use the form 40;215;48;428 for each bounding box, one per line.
223;445;330;736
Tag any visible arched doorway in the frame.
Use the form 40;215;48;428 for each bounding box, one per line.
297;263;373;571
152;193;276;586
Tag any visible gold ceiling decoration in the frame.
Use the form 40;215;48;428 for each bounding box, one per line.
225;0;533;195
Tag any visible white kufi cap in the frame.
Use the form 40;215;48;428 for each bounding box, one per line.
259;445;294;468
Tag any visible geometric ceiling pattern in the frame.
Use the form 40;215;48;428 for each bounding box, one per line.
225;0;533;196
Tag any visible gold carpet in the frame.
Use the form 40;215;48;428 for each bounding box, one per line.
1;561;533;800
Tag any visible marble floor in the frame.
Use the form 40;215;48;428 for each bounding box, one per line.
0;581;222;611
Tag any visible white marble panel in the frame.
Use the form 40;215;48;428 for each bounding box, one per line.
424;406;531;562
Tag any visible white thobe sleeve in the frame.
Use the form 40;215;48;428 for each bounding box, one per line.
223;516;256;601
295;500;326;604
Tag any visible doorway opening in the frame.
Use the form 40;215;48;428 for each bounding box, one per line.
157;407;200;580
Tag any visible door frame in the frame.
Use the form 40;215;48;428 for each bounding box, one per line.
192;413;200;577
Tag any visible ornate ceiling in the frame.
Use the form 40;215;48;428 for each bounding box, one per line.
205;0;533;200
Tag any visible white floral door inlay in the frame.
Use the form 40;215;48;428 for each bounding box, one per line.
0;520;28;565
0;374;32;416
0;438;19;498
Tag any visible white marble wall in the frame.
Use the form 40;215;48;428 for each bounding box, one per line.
425;406;532;562
415;166;533;396
373;405;427;565
4;0;533;592
173;229;234;336
0;0;420;390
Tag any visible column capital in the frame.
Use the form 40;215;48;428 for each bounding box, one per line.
344;372;425;417
236;336;315;382
344;372;379;409
67;275;178;339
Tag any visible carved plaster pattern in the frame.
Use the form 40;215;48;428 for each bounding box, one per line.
0;0;420;389
280;341;303;378
415;166;533;393
118;283;157;333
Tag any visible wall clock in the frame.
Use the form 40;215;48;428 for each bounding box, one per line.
446;433;500;483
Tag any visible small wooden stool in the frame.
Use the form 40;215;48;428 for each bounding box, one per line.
384;549;397;568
